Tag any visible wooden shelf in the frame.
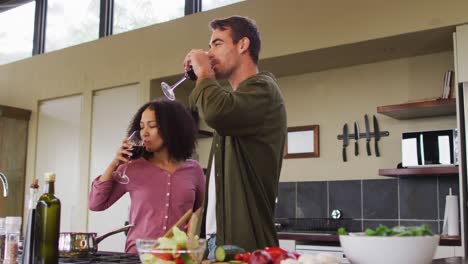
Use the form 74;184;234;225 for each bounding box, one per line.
377;99;456;120
379;166;459;177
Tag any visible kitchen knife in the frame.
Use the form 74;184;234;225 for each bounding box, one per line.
342;123;349;162
354;121;360;156
364;114;371;156
373;115;381;157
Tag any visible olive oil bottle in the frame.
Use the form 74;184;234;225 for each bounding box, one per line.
35;172;61;264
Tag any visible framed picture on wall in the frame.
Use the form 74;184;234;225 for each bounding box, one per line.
284;125;320;158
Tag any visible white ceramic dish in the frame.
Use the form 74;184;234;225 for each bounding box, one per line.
339;234;439;264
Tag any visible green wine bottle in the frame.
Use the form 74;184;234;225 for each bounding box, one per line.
35;172;61;264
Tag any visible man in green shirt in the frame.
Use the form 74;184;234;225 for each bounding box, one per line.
185;16;287;254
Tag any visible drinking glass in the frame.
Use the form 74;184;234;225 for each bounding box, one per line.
112;131;144;184
161;66;197;101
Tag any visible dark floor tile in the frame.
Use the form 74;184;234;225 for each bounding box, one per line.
363;220;399;230
438;175;460;220
275;182;296;218
297;181;327;218
399;177;438;220
399;220;440;234
363;179;398;219
328;180;361;219
346;219;363;232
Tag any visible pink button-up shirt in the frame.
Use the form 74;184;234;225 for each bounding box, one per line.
89;158;205;253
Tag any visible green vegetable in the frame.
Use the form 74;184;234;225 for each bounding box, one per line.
339;224;433;237
215;245;245;262
157;226;188;250
337;227;348;235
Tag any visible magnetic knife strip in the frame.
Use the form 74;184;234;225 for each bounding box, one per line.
337;131;389;140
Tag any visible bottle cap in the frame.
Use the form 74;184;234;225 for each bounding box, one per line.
44;172;56;182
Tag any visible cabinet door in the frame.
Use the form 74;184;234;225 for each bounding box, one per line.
0;113;29;217
35;95;82;232
295;245;348;263
88;83;139;252
455;24;468;83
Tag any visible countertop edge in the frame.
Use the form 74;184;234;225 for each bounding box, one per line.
277;232;461;246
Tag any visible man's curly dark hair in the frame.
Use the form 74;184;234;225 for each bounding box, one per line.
127;98;198;162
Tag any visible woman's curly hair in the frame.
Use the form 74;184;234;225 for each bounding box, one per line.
127;98;198;162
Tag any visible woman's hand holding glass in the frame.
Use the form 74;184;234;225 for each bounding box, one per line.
112;131;144;184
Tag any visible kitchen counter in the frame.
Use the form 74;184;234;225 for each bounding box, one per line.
278;232;461;246
56;251;463;263
433;257;468;263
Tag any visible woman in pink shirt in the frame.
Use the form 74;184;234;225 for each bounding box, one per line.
89;99;205;253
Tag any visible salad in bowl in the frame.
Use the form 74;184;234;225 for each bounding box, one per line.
137;227;206;264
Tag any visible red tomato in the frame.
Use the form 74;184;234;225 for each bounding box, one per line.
174;257;184;264
152;253;174;261
235;253;244;261
242;252;251;262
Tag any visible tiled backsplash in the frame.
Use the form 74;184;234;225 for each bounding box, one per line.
275;176;459;234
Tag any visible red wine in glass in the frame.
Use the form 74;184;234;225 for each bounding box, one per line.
161;66;197;101
127;145;145;160
112;131;142;184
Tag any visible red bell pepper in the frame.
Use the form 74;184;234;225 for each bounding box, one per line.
152;253;174;261
264;247;287;261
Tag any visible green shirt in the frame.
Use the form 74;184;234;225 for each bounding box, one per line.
189;72;287;251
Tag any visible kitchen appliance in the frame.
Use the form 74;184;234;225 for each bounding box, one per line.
275;218;358;233
401;129;458;167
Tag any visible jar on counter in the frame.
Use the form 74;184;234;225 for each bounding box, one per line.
3;216;22;264
0;217;6;262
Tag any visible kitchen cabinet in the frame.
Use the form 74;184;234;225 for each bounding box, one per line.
377;99;456;120
0;105;31;217
434;246;464;259
88;84;139;252
279;239;296;251
295;244;348;263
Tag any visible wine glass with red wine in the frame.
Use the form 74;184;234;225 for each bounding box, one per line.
161;66;197;101
112;131;144;184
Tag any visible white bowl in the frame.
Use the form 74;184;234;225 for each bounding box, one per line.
339;234;439;264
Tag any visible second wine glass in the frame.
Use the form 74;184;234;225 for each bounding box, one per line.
161;66;197;101
112;131;144;184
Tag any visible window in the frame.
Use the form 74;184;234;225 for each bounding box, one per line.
46;0;99;52
202;0;244;11
113;0;185;35
0;1;35;64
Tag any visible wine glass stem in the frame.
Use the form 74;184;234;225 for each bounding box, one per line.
122;161;130;176
171;76;188;90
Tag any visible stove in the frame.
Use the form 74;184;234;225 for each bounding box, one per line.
59;251;140;264
275;218;357;233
